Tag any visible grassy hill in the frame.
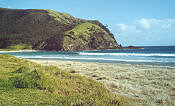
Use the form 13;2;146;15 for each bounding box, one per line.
0;54;129;105
0;8;119;51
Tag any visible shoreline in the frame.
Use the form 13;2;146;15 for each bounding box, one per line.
0;46;141;52
30;59;175;106
0;50;40;53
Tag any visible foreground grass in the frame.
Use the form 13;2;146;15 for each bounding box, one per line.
0;54;127;105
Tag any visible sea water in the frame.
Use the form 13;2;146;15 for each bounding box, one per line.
1;46;175;66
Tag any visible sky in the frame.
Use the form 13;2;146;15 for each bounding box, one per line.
0;0;175;46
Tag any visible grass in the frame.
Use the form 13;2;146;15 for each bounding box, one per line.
65;22;107;37
6;44;32;50
46;9;79;25
0;44;32;51
0;54;127;105
62;22;117;51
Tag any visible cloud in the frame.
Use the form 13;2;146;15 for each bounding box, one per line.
115;24;127;32
7;6;12;8
136;18;150;29
115;23;138;34
114;18;175;46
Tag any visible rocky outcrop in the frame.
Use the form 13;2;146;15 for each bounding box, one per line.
0;8;119;51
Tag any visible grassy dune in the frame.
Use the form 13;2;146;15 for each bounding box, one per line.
0;54;126;105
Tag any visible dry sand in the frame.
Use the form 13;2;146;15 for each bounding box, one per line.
0;50;39;53
30;59;175;106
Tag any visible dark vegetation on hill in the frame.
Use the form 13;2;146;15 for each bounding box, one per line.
0;8;119;51
0;54;130;105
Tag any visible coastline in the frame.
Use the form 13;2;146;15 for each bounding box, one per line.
30;59;175;106
0;45;141;53
0;50;40;53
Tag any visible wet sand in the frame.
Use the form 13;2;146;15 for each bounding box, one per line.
30;59;175;106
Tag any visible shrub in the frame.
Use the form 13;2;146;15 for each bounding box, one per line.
12;66;30;73
10;70;44;89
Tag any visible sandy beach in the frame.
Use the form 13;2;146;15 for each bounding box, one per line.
0;50;40;53
30;59;175;105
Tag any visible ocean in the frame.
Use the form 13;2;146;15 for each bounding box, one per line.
1;46;175;66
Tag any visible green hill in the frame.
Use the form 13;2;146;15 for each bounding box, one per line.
0;54;128;105
0;8;119;51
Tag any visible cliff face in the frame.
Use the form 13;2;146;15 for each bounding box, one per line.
0;8;119;51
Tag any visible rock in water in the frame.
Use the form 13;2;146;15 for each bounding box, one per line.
0;8;119;51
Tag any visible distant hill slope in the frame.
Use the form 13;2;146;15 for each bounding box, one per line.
0;8;119;51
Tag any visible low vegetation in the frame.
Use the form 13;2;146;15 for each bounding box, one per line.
0;44;32;51
63;22;118;51
0;54;126;105
6;44;32;50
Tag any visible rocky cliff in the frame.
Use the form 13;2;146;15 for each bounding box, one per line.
0;8;119;51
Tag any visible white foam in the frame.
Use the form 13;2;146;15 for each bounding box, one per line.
79;52;175;57
17;56;175;63
0;50;39;53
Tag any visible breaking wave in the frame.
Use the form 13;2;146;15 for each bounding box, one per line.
16;56;175;63
78;52;175;57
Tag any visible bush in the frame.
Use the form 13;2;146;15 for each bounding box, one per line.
10;70;44;89
12;66;30;73
6;44;32;50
